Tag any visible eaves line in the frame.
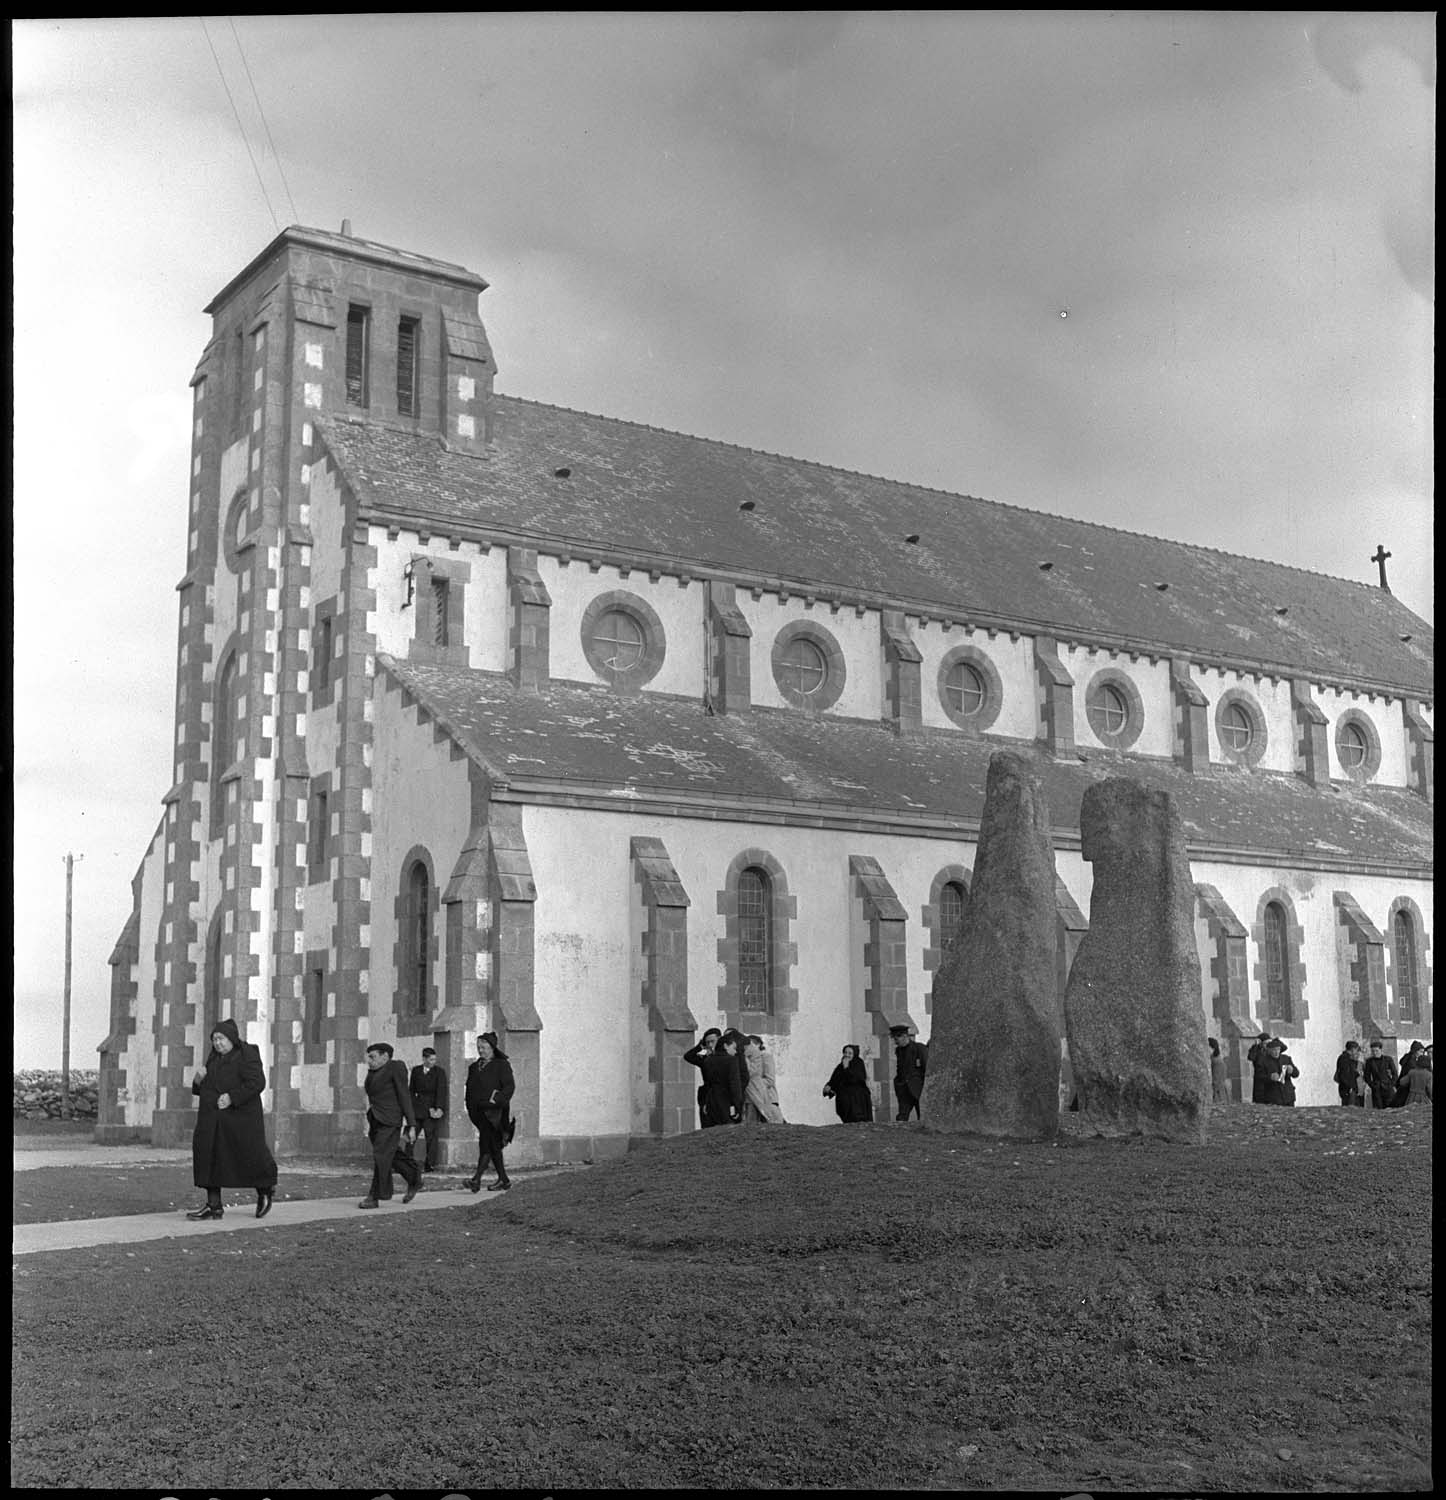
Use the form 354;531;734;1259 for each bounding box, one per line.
352;504;1433;707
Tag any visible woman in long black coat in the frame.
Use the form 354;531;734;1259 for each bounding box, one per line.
823;1045;873;1123
188;1018;278;1220
465;1031;516;1192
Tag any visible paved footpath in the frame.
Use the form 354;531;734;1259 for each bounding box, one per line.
12;1143;544;1256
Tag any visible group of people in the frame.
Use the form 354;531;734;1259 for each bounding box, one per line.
683;1028;786;1125
185;1024;519;1220
684;1021;932;1130
1205;1031;1435;1109
1332;1038;1433;1108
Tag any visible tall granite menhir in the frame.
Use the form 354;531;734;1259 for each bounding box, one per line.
1064;779;1210;1144
927;751;1062;1138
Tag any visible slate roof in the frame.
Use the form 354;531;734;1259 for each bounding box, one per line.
378;657;1431;872
321;400;1432;696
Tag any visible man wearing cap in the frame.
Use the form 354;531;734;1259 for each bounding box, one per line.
409;1046;448;1172
1362;1041;1399;1110
1333;1040;1365;1107
890;1024;928;1122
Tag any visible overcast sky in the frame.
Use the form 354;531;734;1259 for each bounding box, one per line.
12;13;1434;1068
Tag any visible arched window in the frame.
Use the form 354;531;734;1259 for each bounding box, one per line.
1393;909;1421;1023
939;880;969;954
211;651;238;835
737;866;773;1012
1263;900;1292;1018
401;859;431;1015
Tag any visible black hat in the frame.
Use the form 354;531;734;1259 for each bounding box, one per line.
889;1024;912;1038
421;1047;436;1058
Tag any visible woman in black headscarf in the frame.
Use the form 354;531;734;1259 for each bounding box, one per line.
464;1031;516;1192
823;1044;873;1123
187;1018;279;1220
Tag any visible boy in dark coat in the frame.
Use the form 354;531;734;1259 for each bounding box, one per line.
187;1017;278;1220
359;1042;421;1208
683;1029;723;1126
1333;1041;1365;1106
890;1024;927;1121
409;1047;448;1172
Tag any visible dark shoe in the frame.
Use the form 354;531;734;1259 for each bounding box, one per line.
402;1182;420;1204
185;1203;223;1220
255;1190;273;1219
357;1198;380;1209
465;1177;481;1193
486;1179;512;1192
423;1164;436;1174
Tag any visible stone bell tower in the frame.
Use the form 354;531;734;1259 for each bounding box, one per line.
136;223;496;1147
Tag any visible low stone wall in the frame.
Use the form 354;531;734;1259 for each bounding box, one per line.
14;1069;100;1120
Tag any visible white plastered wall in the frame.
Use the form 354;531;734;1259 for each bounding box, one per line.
364;676;475;1052
1063;645;1174;758
739;594;882;719
915;623;1037;739
118;822;168;1126
366;525;506;671
1195;667;1295;774
539;558;705;696
1315;684;1409;787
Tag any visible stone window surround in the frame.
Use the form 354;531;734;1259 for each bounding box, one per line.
393;844;441;1035
1251;887;1309;1038
407;554;471;667
716;847;799;1036
580;589;668;690
771;619;847;712
1213;687;1270;768
302;949;328;1065
1083;667;1146;750
922;864;973;985
1334;707;1383;785
1387;895;1432;1036
311;595;339;710
221;486;252;574
305;773;333;885
936;645;1004;732
209;640;241;840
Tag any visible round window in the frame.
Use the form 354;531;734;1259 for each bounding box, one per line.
590;610;645;673
1220;702;1254;752
778;636;827;697
1089;683;1129;738
942;661;986;717
1337;721;1368;770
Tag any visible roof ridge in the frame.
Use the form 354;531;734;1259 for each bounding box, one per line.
489;392;1413;603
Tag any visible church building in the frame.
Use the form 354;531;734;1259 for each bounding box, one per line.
98;224;1433;1160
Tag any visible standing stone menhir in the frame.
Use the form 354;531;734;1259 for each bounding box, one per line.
926;750;1063;1139
1064;778;1210;1144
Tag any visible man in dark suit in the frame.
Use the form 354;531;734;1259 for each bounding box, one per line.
409;1047;448;1171
890;1023;928;1122
1363;1040;1399;1110
359;1042;421;1209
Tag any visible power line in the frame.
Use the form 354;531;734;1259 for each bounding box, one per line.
199;15;279;232
228;16;299;226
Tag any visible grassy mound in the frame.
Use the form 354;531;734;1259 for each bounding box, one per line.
11;1108;1432;1492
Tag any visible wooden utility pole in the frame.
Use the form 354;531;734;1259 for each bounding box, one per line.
61;853;82;1119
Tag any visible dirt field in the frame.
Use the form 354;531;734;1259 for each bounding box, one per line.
10;1105;1432;1491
